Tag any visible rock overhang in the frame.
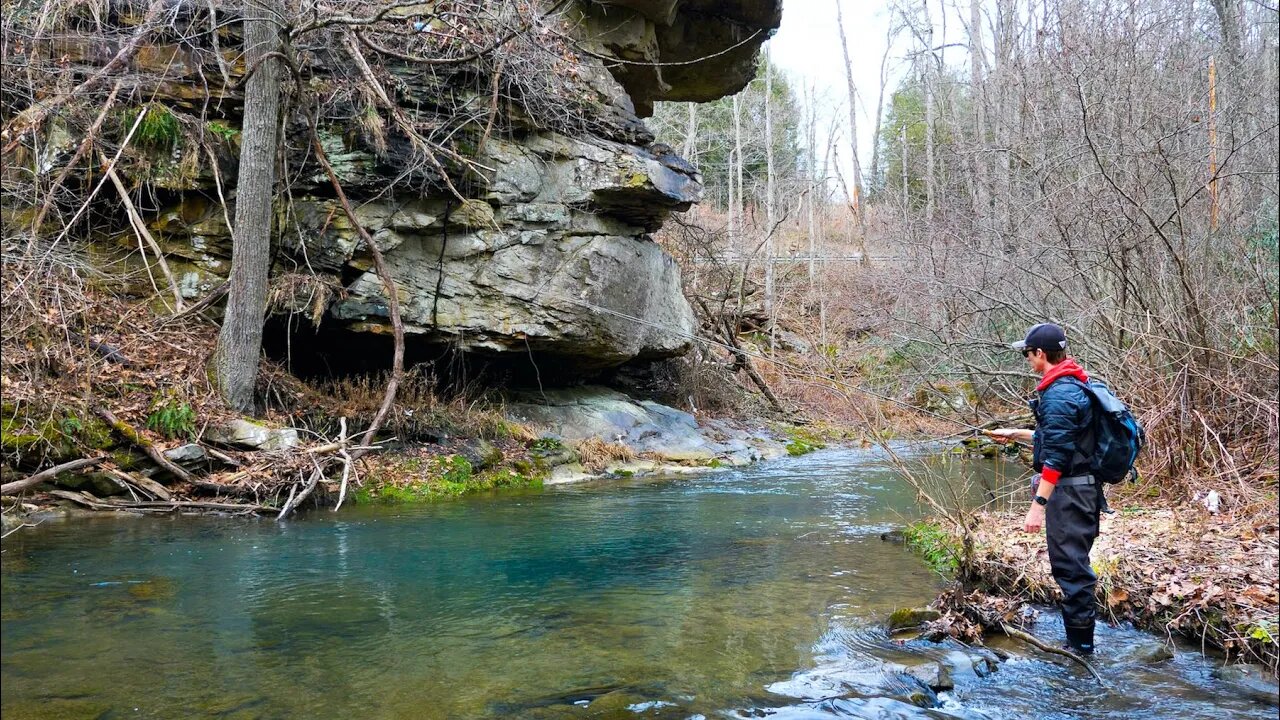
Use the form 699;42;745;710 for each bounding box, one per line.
579;0;783;116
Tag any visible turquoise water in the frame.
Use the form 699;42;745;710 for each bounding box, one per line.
1;448;1273;719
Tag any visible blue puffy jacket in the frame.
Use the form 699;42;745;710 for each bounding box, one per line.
1030;360;1097;478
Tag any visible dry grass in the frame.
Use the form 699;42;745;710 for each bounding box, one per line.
0;243;538;509
574;436;637;472
274;367;535;446
1;244;228;466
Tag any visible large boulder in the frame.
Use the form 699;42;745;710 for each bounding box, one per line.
301;133;701;367
505;386;786;471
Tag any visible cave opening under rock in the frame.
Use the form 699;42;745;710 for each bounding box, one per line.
260;315;668;394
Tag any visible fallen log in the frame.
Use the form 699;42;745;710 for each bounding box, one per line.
94;408;194;484
1;457;105;495
66;330;131;366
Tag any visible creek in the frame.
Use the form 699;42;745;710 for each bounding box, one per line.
1;448;1272;719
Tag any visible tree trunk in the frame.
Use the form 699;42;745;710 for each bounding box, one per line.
835;0;865;225
732;94;744;261
969;0;988;215
682;102;698;165
920;0;937;223
763;48;776;325
214;0;283;413
870;34;892;194
806;82;817;290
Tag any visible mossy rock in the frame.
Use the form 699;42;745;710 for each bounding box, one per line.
2;406;119;466
780;425;827;457
880;530;907;544
529;437;578;467
460;438;504;471
452;198;496;228
53;471;126;497
888;607;942;631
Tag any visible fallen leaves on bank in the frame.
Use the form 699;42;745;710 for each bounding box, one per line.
959;502;1279;673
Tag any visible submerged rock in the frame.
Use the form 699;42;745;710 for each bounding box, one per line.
1212;663;1280;705
904;661;954;692
1113;640;1175;665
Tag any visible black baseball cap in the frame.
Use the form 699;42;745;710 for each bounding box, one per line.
1011;323;1067;352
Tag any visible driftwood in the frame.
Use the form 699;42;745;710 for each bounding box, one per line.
48;489;270;514
334;417;355;511
104;467;172;501
276;468;321;520
1;457;105;495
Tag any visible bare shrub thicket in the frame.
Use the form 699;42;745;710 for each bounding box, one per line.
869;0;1278;499
651;0;1276;501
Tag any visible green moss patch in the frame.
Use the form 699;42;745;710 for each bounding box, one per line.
356;454;543;503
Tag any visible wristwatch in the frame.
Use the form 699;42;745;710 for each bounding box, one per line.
1033;495;1049;507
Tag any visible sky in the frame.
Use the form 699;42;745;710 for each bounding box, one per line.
769;0;898;175
767;0;969;182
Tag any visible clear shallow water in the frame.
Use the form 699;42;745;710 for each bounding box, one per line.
1;448;1273;719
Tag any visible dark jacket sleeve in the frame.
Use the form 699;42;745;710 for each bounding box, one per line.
1036;382;1089;472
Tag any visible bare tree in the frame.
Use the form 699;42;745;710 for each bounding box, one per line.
764;48;776;324
835;0;865;222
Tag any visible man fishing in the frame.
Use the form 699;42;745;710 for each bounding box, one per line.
987;323;1102;655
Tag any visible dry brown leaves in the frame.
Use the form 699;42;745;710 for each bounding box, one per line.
963;501;1280;671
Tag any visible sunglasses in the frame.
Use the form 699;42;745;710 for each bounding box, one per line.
1021;348;1035;358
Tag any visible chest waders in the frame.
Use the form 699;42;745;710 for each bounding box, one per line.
1045;474;1102;653
1032;376;1102;655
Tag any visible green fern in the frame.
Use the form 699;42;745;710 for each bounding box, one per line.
146;399;196;440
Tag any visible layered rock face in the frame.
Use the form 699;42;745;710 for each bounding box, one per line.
26;0;780;372
301;133;705;367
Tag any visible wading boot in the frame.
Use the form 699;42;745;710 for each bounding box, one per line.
1063;620;1096;655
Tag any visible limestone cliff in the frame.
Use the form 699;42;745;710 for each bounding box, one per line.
7;0;780;372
